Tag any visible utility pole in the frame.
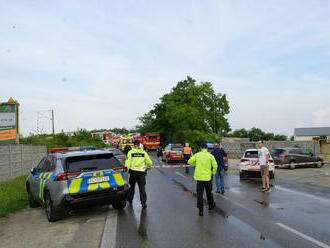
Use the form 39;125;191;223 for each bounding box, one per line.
51;109;55;135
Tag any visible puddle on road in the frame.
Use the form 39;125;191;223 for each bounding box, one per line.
156;168;281;247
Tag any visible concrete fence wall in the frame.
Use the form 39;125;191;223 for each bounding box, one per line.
0;144;47;182
222;141;314;158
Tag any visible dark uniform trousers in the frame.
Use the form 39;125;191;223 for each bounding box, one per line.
196;180;214;210
128;169;147;204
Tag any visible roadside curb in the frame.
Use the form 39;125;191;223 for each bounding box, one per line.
100;210;118;248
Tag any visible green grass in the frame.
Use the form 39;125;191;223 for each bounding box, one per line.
0;174;29;217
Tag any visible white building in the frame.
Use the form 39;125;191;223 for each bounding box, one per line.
294;127;330;141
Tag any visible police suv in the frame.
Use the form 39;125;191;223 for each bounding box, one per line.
26;146;128;222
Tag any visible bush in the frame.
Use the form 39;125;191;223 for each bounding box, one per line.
20;130;108;151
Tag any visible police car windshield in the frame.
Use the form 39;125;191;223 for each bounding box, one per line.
244;151;258;158
65;154;121;172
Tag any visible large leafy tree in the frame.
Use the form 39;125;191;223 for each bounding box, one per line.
137;76;230;150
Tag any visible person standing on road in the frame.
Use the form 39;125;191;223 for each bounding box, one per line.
211;143;228;194
125;140;153;208
124;144;132;155
184;143;193;174
256;140;271;192
157;145;163;162
188;143;217;216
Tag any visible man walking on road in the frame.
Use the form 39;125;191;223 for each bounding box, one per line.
123;144;132;159
125;140;153;208
256;140;271;192
211;143;228;194
184;143;193;174
157;145;163;162
188;143;217;216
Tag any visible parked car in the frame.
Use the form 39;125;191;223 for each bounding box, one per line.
162;144;184;163
239;149;275;179
271;147;324;169
26;146;128;222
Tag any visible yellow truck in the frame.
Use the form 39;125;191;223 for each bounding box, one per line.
119;135;134;151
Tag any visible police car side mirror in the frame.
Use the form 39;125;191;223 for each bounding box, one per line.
30;168;36;174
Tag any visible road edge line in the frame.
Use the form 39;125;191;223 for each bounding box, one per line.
276;223;330;248
100;210;118;248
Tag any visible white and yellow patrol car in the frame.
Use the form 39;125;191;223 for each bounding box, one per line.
239;149;275;179
26;146;128;222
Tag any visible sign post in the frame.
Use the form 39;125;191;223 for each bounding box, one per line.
0;97;19;144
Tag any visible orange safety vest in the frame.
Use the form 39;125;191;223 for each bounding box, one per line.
184;146;191;155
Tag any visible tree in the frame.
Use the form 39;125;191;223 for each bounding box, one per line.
227;127;287;141
136;76;231;150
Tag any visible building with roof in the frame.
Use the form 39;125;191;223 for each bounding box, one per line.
294;127;330;141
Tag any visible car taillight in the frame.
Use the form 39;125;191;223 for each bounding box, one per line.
112;166;127;172
280;154;288;157
55;172;81;181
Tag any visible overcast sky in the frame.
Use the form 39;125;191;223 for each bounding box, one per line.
1;0;330;136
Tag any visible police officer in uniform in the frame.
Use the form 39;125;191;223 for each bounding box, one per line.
125;140;153;208
188;143;218;216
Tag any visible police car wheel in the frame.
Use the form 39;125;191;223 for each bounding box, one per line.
270;172;275;179
27;186;39;208
239;171;246;179
45;192;64;222
112;199;127;210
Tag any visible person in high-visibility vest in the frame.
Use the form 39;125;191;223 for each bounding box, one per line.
184;143;193;174
125;140;153;208
188;143;218;216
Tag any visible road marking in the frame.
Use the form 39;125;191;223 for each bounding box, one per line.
175;171;186;178
276;223;330;248
100;210;118;248
275;186;330;204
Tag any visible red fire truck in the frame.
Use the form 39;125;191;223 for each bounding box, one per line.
134;132;160;150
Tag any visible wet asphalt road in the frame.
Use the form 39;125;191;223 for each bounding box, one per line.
115;153;330;248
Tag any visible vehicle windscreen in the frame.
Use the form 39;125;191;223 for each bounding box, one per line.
244;151;258;158
271;149;285;156
65;154;121;172
111;150;122;155
171;147;183;152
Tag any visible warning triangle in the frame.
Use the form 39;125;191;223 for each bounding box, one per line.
8;97;15;103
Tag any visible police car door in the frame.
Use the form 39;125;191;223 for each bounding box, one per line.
36;156;52;202
30;157;46;199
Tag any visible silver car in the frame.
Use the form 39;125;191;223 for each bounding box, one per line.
26;147;129;222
